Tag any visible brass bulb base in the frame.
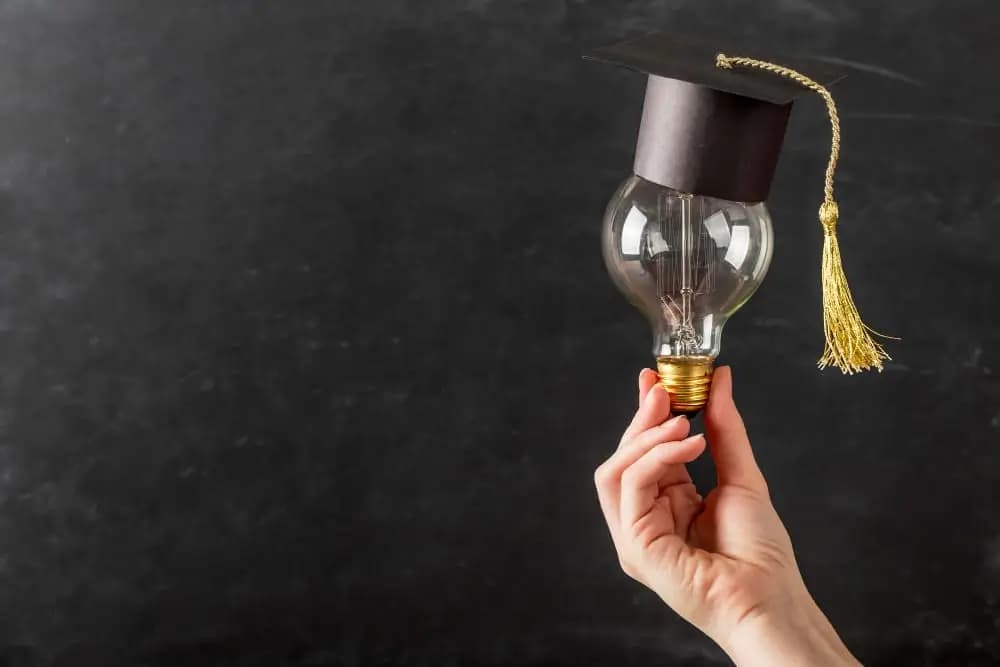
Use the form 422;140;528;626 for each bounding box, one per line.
656;356;715;416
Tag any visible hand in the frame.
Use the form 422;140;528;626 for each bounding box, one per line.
594;367;860;666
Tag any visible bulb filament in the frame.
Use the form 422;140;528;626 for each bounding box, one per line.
655;191;711;355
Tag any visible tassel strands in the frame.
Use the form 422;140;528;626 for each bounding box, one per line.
715;53;892;373
817;201;889;373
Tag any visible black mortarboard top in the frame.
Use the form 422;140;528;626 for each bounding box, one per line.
585;33;846;202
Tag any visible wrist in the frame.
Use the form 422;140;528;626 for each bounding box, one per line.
719;593;860;667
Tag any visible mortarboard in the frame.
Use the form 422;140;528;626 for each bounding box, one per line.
584;32;847;203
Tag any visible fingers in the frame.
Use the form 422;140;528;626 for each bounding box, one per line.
638;368;659;407
663;483;703;539
600;416;691;491
622;416;692;464
704;366;768;494
596;415;691;529
620;434;706;528
621;382;671;445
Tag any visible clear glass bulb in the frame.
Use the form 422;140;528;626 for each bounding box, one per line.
602;175;774;412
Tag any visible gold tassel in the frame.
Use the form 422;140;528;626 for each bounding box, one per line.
716;53;892;373
817;201;890;373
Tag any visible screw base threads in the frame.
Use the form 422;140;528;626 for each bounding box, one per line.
656;356;715;416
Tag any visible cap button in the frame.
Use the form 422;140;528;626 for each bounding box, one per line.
819;200;839;234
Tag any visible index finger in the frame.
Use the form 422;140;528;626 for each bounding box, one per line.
637;368;658;407
621;383;672;447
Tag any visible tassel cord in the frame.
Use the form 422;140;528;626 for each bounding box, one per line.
715;53;892;373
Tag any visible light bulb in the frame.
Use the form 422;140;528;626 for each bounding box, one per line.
602;175;773;414
591;33;889;399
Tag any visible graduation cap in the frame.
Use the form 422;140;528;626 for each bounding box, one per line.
585;32;846;202
586;32;892;377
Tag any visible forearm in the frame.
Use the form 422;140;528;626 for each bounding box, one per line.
720;595;861;667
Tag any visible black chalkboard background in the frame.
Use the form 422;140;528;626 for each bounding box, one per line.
0;1;997;665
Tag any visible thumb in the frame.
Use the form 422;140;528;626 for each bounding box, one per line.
704;366;767;494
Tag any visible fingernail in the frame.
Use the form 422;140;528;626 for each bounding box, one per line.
663;415;687;427
683;433;705;444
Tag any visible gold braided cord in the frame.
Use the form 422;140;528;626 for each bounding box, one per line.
715;54;839;202
716;53;892;374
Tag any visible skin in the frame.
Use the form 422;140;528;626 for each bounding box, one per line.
594;366;861;666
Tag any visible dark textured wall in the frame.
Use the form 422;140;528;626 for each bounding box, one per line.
0;1;997;665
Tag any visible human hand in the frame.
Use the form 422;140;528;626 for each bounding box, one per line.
594;367;860;666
